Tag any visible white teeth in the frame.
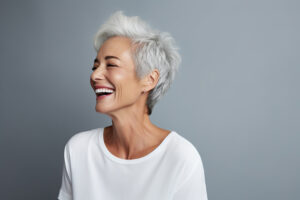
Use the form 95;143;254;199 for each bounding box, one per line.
95;88;114;94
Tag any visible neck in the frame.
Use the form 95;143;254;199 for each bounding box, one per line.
104;107;167;160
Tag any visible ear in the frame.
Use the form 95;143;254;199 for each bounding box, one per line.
142;69;160;93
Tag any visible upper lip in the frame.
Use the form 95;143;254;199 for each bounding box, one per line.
94;85;115;90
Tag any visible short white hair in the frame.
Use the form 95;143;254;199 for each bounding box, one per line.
93;10;181;115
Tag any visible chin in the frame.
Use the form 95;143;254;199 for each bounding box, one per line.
95;105;110;114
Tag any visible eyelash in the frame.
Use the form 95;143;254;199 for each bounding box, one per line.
92;64;116;71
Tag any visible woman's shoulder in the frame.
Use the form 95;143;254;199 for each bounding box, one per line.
169;131;203;165
168;131;206;183
64;127;101;150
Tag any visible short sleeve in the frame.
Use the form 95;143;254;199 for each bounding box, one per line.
173;159;208;200
58;143;73;200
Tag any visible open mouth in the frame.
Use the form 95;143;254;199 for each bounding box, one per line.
96;91;114;99
97;92;113;96
95;87;115;99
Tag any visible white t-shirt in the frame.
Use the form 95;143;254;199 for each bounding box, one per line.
57;127;208;200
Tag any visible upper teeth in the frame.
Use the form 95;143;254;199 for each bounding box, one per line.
95;88;114;94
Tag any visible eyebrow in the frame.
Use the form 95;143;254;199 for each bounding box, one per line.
94;56;120;63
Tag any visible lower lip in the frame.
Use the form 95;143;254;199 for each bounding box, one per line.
96;93;114;100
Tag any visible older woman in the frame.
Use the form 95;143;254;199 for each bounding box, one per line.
58;11;208;200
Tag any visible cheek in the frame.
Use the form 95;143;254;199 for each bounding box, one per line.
113;73;141;100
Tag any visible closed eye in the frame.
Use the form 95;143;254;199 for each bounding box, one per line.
107;64;117;67
91;64;117;71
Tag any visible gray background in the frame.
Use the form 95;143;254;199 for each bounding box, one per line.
0;0;299;199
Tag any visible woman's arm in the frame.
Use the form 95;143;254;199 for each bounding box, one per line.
57;143;73;200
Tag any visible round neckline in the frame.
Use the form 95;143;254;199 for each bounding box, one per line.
98;127;175;164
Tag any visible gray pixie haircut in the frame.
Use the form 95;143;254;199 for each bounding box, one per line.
93;10;181;115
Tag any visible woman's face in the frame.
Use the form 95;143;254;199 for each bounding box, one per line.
90;36;145;115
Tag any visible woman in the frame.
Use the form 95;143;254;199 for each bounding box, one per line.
58;10;208;200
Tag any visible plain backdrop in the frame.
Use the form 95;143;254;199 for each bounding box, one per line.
0;0;299;199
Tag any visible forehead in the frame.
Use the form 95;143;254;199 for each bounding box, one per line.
97;36;133;59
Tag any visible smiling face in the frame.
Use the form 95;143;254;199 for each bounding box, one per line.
90;36;146;115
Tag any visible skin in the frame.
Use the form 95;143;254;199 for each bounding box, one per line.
90;36;171;160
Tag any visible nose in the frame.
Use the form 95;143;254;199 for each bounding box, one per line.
90;65;106;83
